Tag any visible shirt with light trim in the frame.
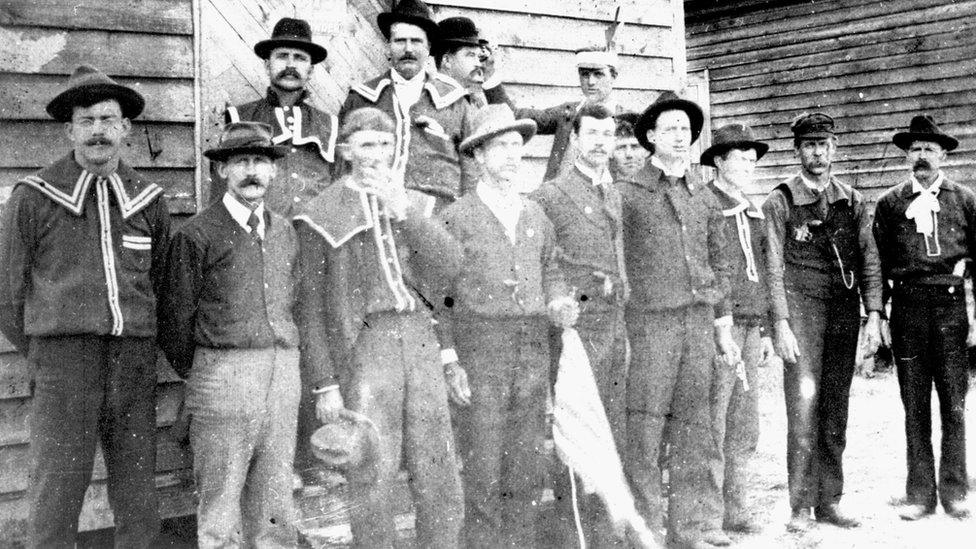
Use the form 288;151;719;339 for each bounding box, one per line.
391;68;425;114
477;182;523;245
222;193;266;240
574;159;613;188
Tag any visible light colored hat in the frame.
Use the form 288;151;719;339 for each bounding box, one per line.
459;104;537;153
575;48;618;69
310;409;381;484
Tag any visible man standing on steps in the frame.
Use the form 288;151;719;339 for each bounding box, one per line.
762;112;882;533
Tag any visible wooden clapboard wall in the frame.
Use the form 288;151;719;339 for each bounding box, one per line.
686;0;976;200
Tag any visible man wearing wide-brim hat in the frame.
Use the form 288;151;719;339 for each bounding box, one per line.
437;104;578;547
0;64;169;547
700;123;774;541
874;114;973;521
341;0;478;201
215;17;339;224
619;91;740;548
159;121;304;547
761;112;882;533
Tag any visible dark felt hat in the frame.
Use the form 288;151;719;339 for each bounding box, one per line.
254;18;328;64
437;16;482;49
700;123;769;168
378;0;440;42
204;121;289;162
46;65;145;122
893;114;958;151
459;104;537;153
311;409;381;484
790;112;835;140
635;91;705;152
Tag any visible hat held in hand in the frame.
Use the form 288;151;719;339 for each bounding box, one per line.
311;408;381;484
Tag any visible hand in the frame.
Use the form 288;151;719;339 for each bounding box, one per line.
315;389;345;423
547;296;580;328
880;318;892;348
774;319;801;363
760;336;776;365
444;362;471;406
361;167;410;219
481;44;496;81
714;324;741;368
861;311;882;359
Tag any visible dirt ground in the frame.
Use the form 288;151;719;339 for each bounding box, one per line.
725;358;976;548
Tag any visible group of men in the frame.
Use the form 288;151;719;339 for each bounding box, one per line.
0;0;970;548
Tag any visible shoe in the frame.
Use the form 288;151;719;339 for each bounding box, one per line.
700;529;732;546
944;500;971;519
786;507;813;533
815;503;861;528
723;517;762;534
898;503;934;521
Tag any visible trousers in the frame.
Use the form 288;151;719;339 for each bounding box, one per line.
27;335;160;549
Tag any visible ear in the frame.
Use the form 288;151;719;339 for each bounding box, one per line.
337;142;351;162
216;161;229;179
119;117;132;138
645;129;655;147
472;146;485;165
63;121;73;140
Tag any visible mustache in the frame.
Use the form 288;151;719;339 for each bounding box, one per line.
276;67;302;79
85;137;113;146
913;158;934;171
398;53;418;61
241;177;264;187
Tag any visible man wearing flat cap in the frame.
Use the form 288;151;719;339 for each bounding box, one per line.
340;0;477;202
486;46;624;182
437;104;577;547
701;123;775;540
0;65;168;547
873;115;973;521
435;16;491;107
214;17;338;224
159;121;302;547
294;106;465;548
619;91;739;549
762;112;882;532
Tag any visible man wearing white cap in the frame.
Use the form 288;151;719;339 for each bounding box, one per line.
485;46;622;181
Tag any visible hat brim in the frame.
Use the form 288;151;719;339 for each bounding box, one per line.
459;120;538;153
893;131;959;152
439;37;482;49
204;144;290;162
310;409;381;482
254;38;328;64
635;98;705;152
700;140;769;168
378;13;440;42
47;82;145;122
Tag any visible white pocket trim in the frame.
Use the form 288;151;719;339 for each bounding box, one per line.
122;234;152;251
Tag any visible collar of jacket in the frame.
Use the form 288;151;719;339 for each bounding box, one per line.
292;176;374;248
629;162;707;197
350;70;469;110
781;172;852;206
263;86;310;108
225;89;338;163
17;152;163;219
708;181;764;219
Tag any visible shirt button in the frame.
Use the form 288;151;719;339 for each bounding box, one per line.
286;117;294;124
294;196;301;202
681;224;686;232
685;254;691;261
584;206;593;214
291;148;298;153
949;287;956;294
291;173;299;178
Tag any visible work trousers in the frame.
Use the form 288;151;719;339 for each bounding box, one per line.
551;308;629;547
706;323;761;529
456;316;549;548
890;284;969;509
186;346;300;548
27;335;160;549
342;312;463;549
782;291;860;510
625;304;719;546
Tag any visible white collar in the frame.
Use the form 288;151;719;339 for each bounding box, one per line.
222;193;266;238
391;67;426;88
651;155;688;178
799;171;829;193
911;171;945;195
575;158;613;187
477;181;522;244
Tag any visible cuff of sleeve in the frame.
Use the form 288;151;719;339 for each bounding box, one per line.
713;315;733;328
312;384;340;395
482;76;501;90
441;348;459;365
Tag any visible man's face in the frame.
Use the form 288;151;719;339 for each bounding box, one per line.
474;130;524;190
648;109;691;163
907;140;946;182
389;23;430;79
612;136;648;179
795;137;835;176
340;129;396;183
218;153;277;205
714;147;758;189
66;99;131;169
265;47;313;92
578;66;614;104
441;45;484;88
575;116;616;170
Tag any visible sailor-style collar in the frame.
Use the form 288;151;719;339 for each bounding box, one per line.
226;88;338;163
293;177;374;248
710;181;764;219
350;70;469;110
17;153;163;219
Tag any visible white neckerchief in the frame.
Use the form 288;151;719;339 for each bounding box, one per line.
905;171;945;255
575;158;613;188
391;68;425;114
477;182;523;245
651;155;688;178
715;179;761;282
222;193;266;239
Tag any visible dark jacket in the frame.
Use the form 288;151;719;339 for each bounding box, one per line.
340;71;477;199
0;154;169;354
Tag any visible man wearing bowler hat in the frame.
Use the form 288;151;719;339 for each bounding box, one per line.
0;65;169;548
340;0;477;202
619;91;740;548
159;121;302;547
701;123;775;540
874;115;973;521
435;16;491;107
214;17;338;222
762;112;882;532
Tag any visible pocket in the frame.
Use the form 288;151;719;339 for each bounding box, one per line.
118;234;152;276
122;234;152;251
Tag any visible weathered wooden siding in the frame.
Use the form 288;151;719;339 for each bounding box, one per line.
687;0;976;200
